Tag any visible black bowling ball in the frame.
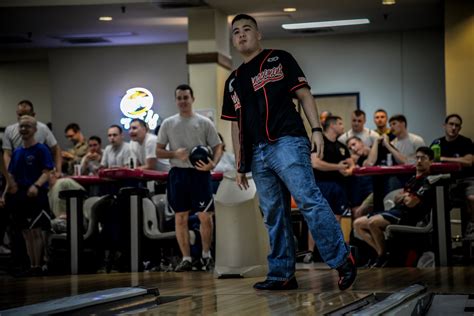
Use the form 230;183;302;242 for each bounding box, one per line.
189;145;213;167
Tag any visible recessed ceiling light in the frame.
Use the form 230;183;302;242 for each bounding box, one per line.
282;18;370;30
382;0;396;4
99;16;113;21
283;8;297;12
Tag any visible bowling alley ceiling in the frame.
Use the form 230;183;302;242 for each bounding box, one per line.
0;0;443;48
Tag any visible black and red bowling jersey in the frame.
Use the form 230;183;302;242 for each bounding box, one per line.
221;49;310;173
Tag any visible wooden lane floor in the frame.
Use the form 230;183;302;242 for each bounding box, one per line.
1;265;473;314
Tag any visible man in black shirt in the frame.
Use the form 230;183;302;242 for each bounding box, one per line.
431;114;474;239
221;14;356;291
353;147;436;267
312;116;354;218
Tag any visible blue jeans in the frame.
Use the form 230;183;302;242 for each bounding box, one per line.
251;136;349;281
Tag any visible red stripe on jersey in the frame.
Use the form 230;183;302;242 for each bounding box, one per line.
221;114;237;120
260;50;277;142
290;82;308;92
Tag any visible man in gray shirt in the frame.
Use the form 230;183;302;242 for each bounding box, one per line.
2;100;61;177
100;125;131;168
157;84;222;272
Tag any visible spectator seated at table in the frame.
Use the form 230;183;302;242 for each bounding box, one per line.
353;147;435;268
6;115;55;276
354;114;426;219
346;136;373;208
62;123;88;175
80;136;103;176
129;118;170;171
100;125;131;169
431;114;474;239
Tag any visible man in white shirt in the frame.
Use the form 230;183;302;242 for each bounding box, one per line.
100;125;131;168
129;119;169;171
2;100;61;176
338;110;378;148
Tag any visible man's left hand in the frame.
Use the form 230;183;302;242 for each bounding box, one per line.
311;131;324;159
195;158;215;172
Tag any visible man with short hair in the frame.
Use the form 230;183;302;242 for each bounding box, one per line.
221;14;356;291
3;100;61;176
353;147;436;268
62;123;87;175
6;115;54;276
157;84;222;272
312;116;354;218
80;136;103;176
373;109;394;139
100;125;131;168
129;119;169;171
431;114;474;239
338;110;378;148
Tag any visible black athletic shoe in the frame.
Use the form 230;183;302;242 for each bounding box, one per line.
337;253;357;291
253;277;298;290
371;254;389;268
201;257;214;271
174;259;193;272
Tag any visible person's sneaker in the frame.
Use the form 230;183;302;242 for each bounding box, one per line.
303;252;314;263
174;259;193;272
0;245;11;255
253;277;298;290
371;254;389;268
201;257;214;271
464;222;474;240
337;253;357;291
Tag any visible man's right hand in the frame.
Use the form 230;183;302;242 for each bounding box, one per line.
236;172;249;190
174;148;188;161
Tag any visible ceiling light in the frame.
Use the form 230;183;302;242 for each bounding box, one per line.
282;18;370;30
382;0;396;5
283;8;297;12
99;16;113;21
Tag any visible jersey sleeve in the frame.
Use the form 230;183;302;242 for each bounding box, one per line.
280;50;311;94
221;74;239;121
156;120;169;145
44;127;58;147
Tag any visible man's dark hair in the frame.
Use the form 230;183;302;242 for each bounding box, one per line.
445;113;462;125
109;124;123;134
175;84;194;99
416;146;434;161
64;123;81;133
374;108;387;115
17;100;34;112
389;114;407;127
89;135;102;145
130;118;148;129
323;115;342;131
353;109;366;118
231;14;258;29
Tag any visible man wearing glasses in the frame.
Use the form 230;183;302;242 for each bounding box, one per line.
353;147;436;268
62;123;87;175
431;114;474;240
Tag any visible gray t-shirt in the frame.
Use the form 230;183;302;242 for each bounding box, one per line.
392;133;426;164
2;121;57;151
157;113;221;168
100;142;131;168
129;133;170;171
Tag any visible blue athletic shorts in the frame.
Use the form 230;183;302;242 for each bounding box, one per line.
167;167;214;214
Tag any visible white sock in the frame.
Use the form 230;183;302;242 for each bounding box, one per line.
182;256;192;262
202;251;211;259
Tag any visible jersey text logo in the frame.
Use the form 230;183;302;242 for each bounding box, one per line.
251;64;284;91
